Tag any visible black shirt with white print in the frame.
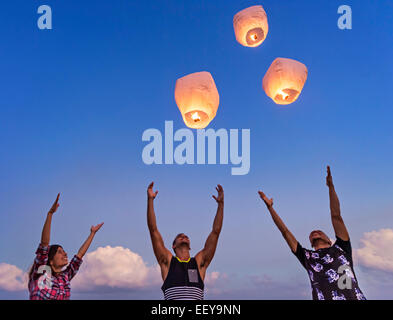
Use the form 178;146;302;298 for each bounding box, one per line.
293;236;366;300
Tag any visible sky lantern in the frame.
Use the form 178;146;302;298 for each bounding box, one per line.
175;71;219;129
233;5;269;48
262;58;308;105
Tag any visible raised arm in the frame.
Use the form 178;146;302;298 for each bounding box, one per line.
147;182;172;271
258;191;298;253
76;223;104;259
196;185;224;275
326;166;349;241
40;193;60;246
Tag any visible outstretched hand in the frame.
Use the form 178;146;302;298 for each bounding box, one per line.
326;166;334;188
258;191;273;208
48;193;60;214
91;222;104;234
212;184;224;204
147;182;159;200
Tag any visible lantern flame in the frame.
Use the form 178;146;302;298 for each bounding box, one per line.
251;34;257;41
191;111;201;122
278;90;289;100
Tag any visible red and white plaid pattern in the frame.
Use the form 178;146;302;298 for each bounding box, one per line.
28;244;82;300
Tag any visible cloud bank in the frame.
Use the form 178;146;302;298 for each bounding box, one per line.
0;246;221;297
72;246;161;291
355;228;393;273
0;263;27;291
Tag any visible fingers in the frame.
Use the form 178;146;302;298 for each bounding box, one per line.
213;185;223;203
155;191;158;197
258;191;273;206
92;222;104;232
49;193;60;213
53;193;60;206
148;182;154;189
327;166;331;176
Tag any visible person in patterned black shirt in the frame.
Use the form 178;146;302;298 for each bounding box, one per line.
28;193;104;300
258;166;366;300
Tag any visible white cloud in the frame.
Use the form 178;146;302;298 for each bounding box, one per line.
205;271;225;285
0;245;227;297
0;246;162;294
72;246;161;291
73;246;227;293
0;263;27;291
204;271;228;297
354;228;393;273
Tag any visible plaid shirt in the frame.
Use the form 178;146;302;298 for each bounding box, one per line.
28;244;83;300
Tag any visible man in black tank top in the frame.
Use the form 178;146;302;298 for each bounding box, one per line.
146;182;224;300
258;166;366;300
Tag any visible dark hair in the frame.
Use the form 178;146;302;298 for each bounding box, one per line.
28;244;62;281
47;245;62;266
172;234;183;247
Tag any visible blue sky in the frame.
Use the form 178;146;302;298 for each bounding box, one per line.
0;0;392;299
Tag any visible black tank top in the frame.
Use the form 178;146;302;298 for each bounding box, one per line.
161;256;204;300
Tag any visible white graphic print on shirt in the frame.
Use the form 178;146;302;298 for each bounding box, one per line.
321;254;333;264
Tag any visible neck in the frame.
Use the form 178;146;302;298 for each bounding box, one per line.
51;265;63;273
175;247;190;261
313;240;331;250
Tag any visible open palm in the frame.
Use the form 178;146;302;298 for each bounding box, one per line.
147;182;159;199
212;184;224;203
326;166;334;187
91;223;104;234
49;193;60;214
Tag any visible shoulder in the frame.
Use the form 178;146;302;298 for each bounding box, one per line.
162;254;174;267
194;251;205;268
334;236;351;250
71;254;83;266
292;242;311;268
333;236;352;258
158;250;173;267
292;241;307;256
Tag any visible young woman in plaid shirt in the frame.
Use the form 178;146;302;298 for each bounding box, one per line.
28;193;104;300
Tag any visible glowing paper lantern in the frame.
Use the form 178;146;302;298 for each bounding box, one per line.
233;5;269;47
262;58;308;105
175;71;219;129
